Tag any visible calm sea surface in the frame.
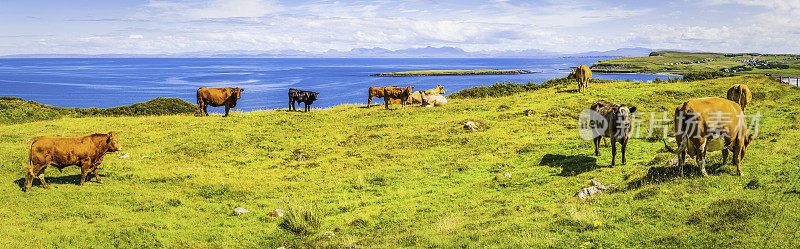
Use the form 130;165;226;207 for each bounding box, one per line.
0;58;679;112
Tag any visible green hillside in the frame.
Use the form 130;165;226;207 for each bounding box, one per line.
592;51;800;76
1;76;798;248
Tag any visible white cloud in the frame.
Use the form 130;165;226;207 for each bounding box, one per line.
129;34;144;39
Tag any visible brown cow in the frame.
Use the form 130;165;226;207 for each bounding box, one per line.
590;100;637;167
197;87;244;117
726;84;752;111
568;65;592;93
25;132;122;191
664;97;753;177
383;86;415;109
367;86;402;107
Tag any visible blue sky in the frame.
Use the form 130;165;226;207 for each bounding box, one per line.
1;0;799;55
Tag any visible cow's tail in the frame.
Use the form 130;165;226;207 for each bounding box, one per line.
663;135;687;154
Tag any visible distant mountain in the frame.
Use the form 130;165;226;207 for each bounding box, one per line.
1;47;668;58
565;47;655;58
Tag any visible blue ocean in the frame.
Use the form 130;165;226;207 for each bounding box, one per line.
0;58;678;112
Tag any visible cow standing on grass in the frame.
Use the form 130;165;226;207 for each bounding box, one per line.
664;97;753;177
196;87;244;117
25;132;122;192
726;84;752;111
288;88;319;112
590;100;636;167
382;86;414;109
568;65;592;93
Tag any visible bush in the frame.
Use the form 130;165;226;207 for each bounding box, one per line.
448;81;538;99
0;97;197;124
681;71;734;82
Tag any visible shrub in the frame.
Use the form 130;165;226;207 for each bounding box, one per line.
681;71;734;82
0;96;197;124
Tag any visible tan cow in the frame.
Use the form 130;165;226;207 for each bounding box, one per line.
25;132;122;191
408;85;445;104
383;86;414;109
196;87;244;117
664;97;753;177
420;91;448;107
726;84;752;111
367;86;403;107
568;65;592;93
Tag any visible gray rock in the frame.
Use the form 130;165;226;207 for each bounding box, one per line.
233;207;249;215
577;186;603;199
590;180;607;190
464;121;479;131
268;209;285;218
118;153;130;159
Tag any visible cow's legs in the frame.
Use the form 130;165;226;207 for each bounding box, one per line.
678;151;686;177
93;163;104;184
732;143;744;176
621;138;628;165
610;137;617;167
202;104;209;116
305;103;309;112
385;98;390;109
224;106;231;117
80;164;90;186
37;167;50;189
289;100;294;111
721;149;729;166
593;137;601;156
25;167;37;191
367;95;373;108
697;152;708;177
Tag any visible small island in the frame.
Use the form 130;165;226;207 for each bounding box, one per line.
371;69;535;77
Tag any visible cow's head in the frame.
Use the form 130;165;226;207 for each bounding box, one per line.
614;105;637;138
433;85;445;94
235;88;244;99
106;132;122;151
310;92;319;101
567;69;577;79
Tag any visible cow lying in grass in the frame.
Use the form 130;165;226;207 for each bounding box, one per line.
25;132;122;191
590;100;636;167
408;85;445;104
665;97;753;177
383;86;414;109
420;92;447;107
288;88;319;112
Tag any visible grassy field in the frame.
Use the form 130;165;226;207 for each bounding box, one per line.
371;69;533;77
592;51;800;76
1;75;799;248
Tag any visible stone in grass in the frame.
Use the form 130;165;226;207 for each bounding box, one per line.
268;209;285;218
233;207;249;215
464;121;479;131
577;180;610;199
118;153;130;159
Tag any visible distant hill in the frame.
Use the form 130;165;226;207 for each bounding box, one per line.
1;47;665;59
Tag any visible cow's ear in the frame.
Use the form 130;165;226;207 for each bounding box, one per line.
239;88;244;92
629;106;637;113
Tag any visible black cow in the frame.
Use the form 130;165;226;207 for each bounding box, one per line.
289;88;319;112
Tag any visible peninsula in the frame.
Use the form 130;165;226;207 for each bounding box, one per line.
371;69;535;77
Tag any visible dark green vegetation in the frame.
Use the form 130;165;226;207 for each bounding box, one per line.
1;75;799;247
0;97;197;124
371;69;534;77
592;51;800;76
